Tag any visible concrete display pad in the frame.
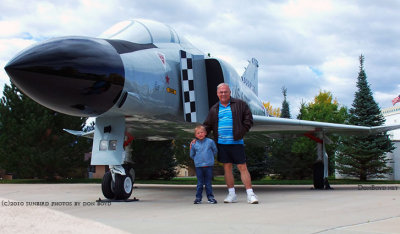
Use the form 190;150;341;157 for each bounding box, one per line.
0;184;399;233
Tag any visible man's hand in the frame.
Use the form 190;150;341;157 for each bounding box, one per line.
190;139;196;150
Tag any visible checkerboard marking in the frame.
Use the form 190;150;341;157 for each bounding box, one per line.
180;50;196;122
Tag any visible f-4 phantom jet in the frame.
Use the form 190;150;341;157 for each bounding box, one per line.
4;19;400;200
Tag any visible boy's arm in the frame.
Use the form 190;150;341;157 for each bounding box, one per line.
211;140;218;155
190;144;196;159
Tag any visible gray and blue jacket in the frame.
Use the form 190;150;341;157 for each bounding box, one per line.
190;138;217;167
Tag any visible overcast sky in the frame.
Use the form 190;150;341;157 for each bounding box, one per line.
1;0;399;117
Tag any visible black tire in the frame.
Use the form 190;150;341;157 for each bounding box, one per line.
129;168;135;185
123;165;135;185
313;161;324;189
114;173;133;200
101;171;115;199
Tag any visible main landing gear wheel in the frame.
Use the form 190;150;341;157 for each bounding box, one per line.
313;161;324;190
101;166;134;200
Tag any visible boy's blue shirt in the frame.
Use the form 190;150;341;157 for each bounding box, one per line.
190;137;217;167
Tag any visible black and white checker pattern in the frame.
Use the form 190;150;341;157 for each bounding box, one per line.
180;50;196;122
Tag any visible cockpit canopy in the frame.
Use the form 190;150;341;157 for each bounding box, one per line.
99;19;181;44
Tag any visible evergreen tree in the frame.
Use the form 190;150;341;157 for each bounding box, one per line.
173;138;193;169
268;87;298;178
280;86;291;118
0;84;90;179
268;138;311;179
336;55;393;180
130;139;177;180
234;142;268;180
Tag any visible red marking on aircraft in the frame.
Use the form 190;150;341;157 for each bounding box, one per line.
158;53;165;65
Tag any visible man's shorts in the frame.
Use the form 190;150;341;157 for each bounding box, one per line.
217;144;246;164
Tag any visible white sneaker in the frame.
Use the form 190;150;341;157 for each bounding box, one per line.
247;194;259;204
224;193;238;203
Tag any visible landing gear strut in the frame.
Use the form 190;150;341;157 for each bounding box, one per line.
306;132;333;190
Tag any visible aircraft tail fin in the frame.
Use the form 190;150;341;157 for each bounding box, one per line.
241;58;259;95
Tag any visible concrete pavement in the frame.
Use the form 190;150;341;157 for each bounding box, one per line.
0;183;399;233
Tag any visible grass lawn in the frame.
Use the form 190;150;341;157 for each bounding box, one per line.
1;176;399;185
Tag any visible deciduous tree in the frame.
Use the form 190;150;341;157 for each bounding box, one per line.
269;90;347;179
262;102;281;117
295;91;348;176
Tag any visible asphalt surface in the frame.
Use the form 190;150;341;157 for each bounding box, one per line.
0;183;399;234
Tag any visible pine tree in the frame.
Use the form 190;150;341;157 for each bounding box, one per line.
336;55;393;180
0;84;90;179
280;86;291;118
130;139;177;180
268;87;298;179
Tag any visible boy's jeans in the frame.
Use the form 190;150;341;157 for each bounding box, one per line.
195;166;214;200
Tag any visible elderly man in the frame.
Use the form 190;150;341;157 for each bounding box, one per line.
203;83;258;204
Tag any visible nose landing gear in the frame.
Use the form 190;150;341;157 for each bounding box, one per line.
101;165;135;200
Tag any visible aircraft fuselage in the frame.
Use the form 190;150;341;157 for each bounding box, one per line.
5;19;266;123
4;19;267;199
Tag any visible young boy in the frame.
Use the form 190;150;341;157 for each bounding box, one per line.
190;125;218;204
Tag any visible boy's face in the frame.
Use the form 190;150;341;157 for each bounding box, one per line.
195;129;206;140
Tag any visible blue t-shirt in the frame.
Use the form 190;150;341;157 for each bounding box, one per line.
217;102;244;144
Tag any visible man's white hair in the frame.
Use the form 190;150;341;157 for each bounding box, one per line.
217;83;230;91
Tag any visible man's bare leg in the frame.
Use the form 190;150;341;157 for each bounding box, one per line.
237;163;252;189
223;163;234;188
223;163;238;203
237;163;258;203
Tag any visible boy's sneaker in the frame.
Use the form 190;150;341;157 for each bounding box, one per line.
208;198;217;204
247;194;259;204
193;199;201;204
223;193;237;203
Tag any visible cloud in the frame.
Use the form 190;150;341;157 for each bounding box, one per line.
0;38;36;87
0;0;399;117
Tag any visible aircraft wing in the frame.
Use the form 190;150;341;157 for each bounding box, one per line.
251;115;400;135
63;129;95;139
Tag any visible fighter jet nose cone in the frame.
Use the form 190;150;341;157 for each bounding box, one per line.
5;37;125;117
